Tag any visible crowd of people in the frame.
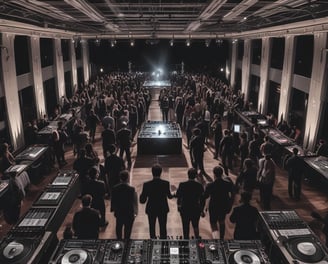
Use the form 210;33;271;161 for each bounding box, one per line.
1;71;328;243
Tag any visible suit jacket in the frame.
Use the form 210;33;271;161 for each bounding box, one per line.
72;207;100;239
117;128;131;147
85;179;106;208
139;178;173;215
176;180;204;214
204;177;234;213
111;183;137;218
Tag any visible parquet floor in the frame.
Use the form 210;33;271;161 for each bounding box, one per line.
1;99;328;245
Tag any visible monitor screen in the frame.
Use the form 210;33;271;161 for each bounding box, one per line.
234;124;241;133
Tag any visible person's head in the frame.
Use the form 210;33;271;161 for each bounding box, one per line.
81;194;92;207
187;168;198;180
240;192;252;204
121;121;127;127
253;133;259;140
213;166;224;179
264;135;269;142
85;143;93;153
89;166;99;180
292;147;299;155
223;129;230;136
120;170;129;183
193;128;201;136
152;164;162;178
109;144;116;154
79;149;86;158
243;158;253;169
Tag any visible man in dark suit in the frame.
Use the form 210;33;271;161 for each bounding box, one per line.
176;168;204;239
72;194;101;239
230;192;259;240
204;166;235;240
101;123;116;158
104;144;125;196
189;128;205;174
111;170;138;239
85;167;108;227
139;164;174;239
285;148;304;200
219;129;234;174
116;121;132;168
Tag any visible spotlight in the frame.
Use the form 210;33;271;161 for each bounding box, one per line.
216;39;223;46
186;39;191;47
232;39;238;44
205;39;211;47
95;38;100;46
100;68;104;73
130;39;135;47
169;39;174;47
110;39;116;47
220;68;224;72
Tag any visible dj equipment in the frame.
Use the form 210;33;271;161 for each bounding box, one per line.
236;110;268;127
0;229;57;264
304;156;328;181
49;239;107;264
124;240;151;263
102;240;127;263
49;170;79;190
138;121;182;154
223;240;270;264
150;239;200;264
261;128;293;146
197;240;226;264
15;145;48;163
33;188;66;206
259;210;328;263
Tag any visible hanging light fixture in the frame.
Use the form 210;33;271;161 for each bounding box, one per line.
130;39;135;47
205;39;211;47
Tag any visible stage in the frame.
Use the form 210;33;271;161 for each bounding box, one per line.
143;80;171;99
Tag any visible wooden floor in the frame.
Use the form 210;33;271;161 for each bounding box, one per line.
1;100;328;244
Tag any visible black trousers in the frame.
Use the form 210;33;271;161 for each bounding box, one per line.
115;215;134;239
148;212;168;239
180;211;201;239
288;175;301;199
119;145;131;166
259;183;273;210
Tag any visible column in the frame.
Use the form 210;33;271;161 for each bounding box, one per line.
241;39;252;100
304;33;328;150
278;36;296;123
29;36;47;118
257;37;272;114
54;38;65;101
70;39;78;93
230;40;238;89
1;33;24;149
81;39;90;84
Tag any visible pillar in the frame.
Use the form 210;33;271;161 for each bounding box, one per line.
70;39;78;93
241;39;252;100
81;39;90;84
230;40;238;89
54;38;65;101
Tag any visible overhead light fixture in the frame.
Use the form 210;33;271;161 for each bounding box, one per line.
95;38;101;46
110;39;116;47
205;39;211;47
232;39;238;44
130;39;135;47
104;22;120;32
186;39;191;47
216;38;223;46
169;39;174;46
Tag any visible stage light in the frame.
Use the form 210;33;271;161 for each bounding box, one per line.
169;39;174;46
205;39;211;47
130;39;135;47
220;68;224;72
100;68;104;73
95;38;100;46
186;39;191;47
110;39;116;47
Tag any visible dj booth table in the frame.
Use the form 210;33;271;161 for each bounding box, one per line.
143;80;171;99
138;121;182;155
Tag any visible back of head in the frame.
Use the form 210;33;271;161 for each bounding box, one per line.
188;168;197;180
224;129;229;136
79;149;86;158
193;128;201;136
85;143;92;152
240;192;252;204
292;147;299;155
82;194;92;207
89;166;99;180
152;164;162;178
120;170;129;182
244;158;253;169
109;144;116;154
213;166;223;178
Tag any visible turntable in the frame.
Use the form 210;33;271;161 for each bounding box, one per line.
223;240;270;264
0;231;56;264
49;239;106;264
198;240;225;264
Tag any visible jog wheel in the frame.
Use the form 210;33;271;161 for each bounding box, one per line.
61;249;90;264
0;239;34;264
286;236;325;263
229;250;261;264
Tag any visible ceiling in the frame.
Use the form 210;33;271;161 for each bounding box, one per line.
0;0;328;39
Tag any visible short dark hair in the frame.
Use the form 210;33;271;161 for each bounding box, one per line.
240;192;252;203
82;194;92;207
89;166;99;179
109;144;116;154
152;164;162;177
213;166;223;178
188;168;197;179
292;147;299;155
120;170;129;182
244;158;253;169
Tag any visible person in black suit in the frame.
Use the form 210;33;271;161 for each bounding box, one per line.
104;144;125;196
204;166;235;239
189;128;205;174
285;148;304;200
85;167;108;227
116;121;132;168
230;192;259;240
139;164;174;239
72;194;101;239
219;129;234;175
176;168;205;239
101;123;116;158
111;170;138;239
